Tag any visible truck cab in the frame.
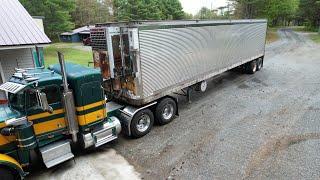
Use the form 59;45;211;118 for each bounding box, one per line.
0;62;121;179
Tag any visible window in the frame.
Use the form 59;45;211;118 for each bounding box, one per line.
8;91;25;111
42;85;61;104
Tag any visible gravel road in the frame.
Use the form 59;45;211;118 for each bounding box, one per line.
29;29;320;180
113;29;320;179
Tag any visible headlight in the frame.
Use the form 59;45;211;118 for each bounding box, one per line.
5;116;27;126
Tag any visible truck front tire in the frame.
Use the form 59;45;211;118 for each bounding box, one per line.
130;109;154;138
155;98;177;125
0;167;17;180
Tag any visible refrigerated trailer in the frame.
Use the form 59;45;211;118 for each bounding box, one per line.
89;19;267;137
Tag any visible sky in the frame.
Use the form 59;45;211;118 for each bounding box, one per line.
180;0;228;15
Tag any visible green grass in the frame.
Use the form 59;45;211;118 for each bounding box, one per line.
44;43;92;67
310;33;320;43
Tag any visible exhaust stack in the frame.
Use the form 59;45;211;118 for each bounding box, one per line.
58;52;79;143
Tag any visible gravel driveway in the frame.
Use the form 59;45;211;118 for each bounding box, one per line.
113;29;320;179
29;29;320;180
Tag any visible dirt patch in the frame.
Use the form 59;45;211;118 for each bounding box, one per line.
244;133;320;178
29;148;140;180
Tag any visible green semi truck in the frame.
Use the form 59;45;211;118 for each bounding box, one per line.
0;53;124;179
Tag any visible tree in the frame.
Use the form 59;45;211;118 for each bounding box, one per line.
159;0;185;20
184;12;194;19
231;0;299;26
72;0;113;27
195;7;217;19
20;0;75;40
298;0;320;30
113;0;184;21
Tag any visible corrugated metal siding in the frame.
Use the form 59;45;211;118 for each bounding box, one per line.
0;48;34;81
0;0;51;46
139;23;267;97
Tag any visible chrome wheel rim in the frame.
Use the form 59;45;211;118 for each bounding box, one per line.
136;114;151;132
162;103;174;120
258;59;262;69
252;62;257;72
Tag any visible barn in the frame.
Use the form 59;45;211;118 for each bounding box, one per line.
0;0;51;102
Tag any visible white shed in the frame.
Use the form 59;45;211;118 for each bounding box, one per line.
0;0;51;102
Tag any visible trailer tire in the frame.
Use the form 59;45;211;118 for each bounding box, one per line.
246;60;257;74
130;109;154;138
155;98;177;125
0;167;16;180
256;58;263;71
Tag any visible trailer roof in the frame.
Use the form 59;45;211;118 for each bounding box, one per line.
96;19;267;29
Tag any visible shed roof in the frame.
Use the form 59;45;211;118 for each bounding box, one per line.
61;25;94;36
0;0;51;47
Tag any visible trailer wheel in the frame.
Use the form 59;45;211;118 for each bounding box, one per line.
246;60;257;74
155;98;177;125
130;109;154;138
256;58;263;71
0;167;16;180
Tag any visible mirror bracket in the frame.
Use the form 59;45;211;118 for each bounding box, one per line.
36;90;53;114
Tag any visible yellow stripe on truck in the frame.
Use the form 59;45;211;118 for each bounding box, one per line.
0;122;6;129
28;109;64;121
76;100;105;112
0;153;23;169
32;118;66;135
77;109;106;126
0;135;15;146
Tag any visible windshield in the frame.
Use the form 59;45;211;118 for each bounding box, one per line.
8;91;25;111
8;89;38;112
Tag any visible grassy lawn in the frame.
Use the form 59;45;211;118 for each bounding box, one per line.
310;33;320;43
266;28;279;44
44;43;92;67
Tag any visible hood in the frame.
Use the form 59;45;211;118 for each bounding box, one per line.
0;104;22;123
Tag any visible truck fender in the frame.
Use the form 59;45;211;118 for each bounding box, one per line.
0;154;26;178
118;102;157;136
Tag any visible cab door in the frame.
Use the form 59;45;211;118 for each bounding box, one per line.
26;85;66;138
77;81;106;127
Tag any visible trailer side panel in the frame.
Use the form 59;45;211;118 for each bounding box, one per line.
138;22;267;98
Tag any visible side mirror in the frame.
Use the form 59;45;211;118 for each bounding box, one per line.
37;91;53;113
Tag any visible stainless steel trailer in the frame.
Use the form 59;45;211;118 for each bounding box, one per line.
91;19;267;106
90;19;267;137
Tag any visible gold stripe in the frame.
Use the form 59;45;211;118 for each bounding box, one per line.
28;109;64;121
0;122;5;129
0;154;23;169
77;109;106;126
0;135;15;146
76;100;105;112
33;118;66;135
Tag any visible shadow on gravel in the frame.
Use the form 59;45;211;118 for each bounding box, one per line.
244;133;320;178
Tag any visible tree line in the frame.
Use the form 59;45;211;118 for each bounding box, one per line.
195;0;319;31
19;0;185;40
20;0;320;40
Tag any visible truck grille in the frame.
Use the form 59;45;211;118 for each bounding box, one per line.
90;27;107;50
